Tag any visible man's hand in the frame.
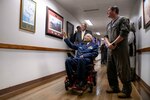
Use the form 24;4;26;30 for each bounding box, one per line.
63;32;68;39
108;43;116;50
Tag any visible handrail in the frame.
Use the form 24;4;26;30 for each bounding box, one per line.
0;43;73;52
137;47;150;53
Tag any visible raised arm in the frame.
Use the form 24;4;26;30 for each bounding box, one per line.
64;38;78;50
63;32;78;50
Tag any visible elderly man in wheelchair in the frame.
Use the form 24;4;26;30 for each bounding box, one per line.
63;33;98;91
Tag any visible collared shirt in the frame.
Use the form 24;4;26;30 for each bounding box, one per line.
105;16;130;43
81;30;85;40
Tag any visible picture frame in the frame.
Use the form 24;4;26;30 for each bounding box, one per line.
138;17;142;30
66;21;74;38
46;7;64;39
20;0;36;32
143;0;150;29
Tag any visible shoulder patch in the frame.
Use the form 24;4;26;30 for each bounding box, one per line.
88;46;93;49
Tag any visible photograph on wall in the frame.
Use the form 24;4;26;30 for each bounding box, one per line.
66;21;74;38
46;7;63;39
143;0;150;28
20;0;36;32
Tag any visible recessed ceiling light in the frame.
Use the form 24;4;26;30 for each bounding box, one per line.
96;32;101;35
84;9;99;12
85;20;93;26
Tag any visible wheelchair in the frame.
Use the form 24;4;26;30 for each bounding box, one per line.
64;61;97;94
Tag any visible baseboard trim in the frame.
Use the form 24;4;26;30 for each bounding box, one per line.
135;75;150;96
0;71;66;100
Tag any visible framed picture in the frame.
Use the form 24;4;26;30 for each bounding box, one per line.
138;17;142;29
143;0;150;29
46;7;63;39
66;21;74;38
20;0;36;32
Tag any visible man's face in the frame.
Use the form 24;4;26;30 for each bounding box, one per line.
107;8;114;18
83;35;92;42
77;27;81;31
81;24;86;31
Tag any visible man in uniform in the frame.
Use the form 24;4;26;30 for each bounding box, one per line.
64;33;98;88
104;6;132;98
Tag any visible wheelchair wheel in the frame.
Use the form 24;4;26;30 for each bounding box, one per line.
93;71;97;86
93;76;96;86
65;83;69;91
65;81;69;91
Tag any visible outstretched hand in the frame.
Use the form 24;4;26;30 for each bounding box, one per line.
63;32;68;39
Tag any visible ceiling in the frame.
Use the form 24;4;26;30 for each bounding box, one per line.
55;0;135;34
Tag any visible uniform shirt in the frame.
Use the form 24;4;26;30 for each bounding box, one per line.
104;16;130;48
64;38;98;59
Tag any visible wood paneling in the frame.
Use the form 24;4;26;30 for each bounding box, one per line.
0;43;73;52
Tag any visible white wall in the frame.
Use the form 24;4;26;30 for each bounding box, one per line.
0;0;80;90
130;0;150;86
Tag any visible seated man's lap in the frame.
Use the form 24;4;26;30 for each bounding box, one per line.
66;57;93;72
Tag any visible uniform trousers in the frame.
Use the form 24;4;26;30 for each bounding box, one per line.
65;57;91;83
107;48;132;95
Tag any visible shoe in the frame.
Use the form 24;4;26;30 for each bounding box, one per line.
106;88;120;93
118;92;131;98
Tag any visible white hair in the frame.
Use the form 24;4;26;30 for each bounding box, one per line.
84;33;93;41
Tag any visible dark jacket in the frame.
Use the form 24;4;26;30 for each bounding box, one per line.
64;38;98;59
74;30;92;44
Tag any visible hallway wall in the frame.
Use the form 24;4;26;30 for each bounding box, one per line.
0;0;80;90
130;0;150;87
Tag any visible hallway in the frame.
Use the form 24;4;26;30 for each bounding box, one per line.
0;0;150;100
7;62;141;100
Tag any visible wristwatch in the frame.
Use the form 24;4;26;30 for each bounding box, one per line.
112;43;116;46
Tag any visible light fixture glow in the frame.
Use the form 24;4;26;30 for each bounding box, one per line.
85;20;93;26
96;32;101;35
101;38;104;40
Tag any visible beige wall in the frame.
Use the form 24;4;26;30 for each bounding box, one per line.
0;0;80;90
130;0;150;86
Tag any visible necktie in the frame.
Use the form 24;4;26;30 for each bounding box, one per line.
82;31;85;40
